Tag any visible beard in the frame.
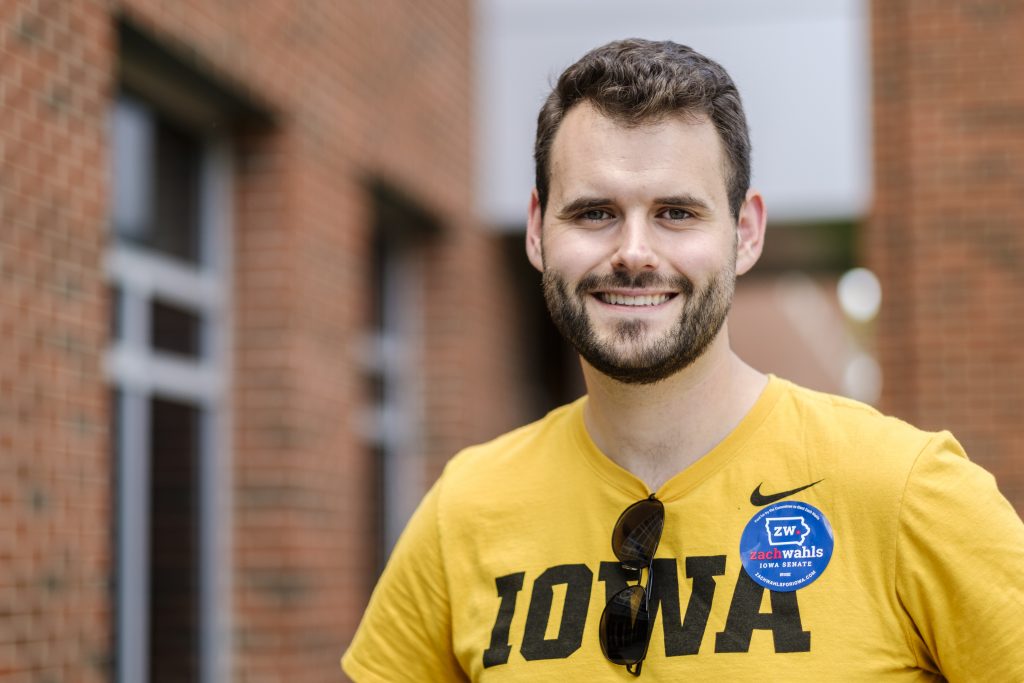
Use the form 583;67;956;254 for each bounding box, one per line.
541;265;735;385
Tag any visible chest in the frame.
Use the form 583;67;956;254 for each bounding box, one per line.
444;489;911;681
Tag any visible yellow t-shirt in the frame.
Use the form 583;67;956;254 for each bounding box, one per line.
342;377;1024;681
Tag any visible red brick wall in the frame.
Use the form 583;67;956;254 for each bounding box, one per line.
869;0;1024;512
0;1;113;680
2;0;527;680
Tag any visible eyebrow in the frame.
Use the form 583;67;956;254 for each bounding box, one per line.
555;194;714;218
652;195;714;213
555;197;614;218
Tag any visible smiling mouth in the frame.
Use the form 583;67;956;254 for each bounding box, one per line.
595;292;676;307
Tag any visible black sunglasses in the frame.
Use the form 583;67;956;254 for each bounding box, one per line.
599;495;665;676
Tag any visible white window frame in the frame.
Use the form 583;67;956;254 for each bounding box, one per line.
376;243;426;555
354;231;427;560
107;95;233;683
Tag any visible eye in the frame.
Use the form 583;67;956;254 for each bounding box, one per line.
661;207;693;220
580;209;612;221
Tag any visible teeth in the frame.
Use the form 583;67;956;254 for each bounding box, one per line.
600;293;671;306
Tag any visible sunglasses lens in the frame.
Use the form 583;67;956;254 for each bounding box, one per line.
611;498;665;568
599;585;652;665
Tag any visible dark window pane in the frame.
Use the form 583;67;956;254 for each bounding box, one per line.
151;299;202;358
151;118;201;264
110;285;123;342
112;95;202;265
149;397;201;683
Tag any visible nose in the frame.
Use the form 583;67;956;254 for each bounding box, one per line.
611;215;659;272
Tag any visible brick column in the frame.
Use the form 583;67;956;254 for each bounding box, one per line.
868;0;1024;511
0;1;114;679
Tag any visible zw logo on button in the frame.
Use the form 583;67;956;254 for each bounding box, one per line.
739;500;835;592
765;517;810;546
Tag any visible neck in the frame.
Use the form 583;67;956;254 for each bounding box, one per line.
581;330;767;491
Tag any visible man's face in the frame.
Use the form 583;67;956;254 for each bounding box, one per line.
526;103;756;384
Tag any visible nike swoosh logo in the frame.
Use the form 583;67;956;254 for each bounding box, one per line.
750;480;823;506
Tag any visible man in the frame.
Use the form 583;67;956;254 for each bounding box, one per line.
342;39;1024;681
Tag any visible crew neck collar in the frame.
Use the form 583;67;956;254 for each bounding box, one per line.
568;375;786;502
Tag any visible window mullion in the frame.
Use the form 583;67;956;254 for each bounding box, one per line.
116;388;152;683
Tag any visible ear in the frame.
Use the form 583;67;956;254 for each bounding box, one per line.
735;188;766;276
525;189;545;272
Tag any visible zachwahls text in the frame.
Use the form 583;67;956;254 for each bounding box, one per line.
482;555;811;668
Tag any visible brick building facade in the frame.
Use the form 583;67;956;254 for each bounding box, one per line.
869;0;1024;513
1;1;528;681
4;1;1024;681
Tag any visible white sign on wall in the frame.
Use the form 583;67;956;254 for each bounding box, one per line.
474;0;871;229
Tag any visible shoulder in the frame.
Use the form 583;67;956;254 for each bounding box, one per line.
432;397;586;506
773;377;951;458
765;378;972;503
775;377;901;427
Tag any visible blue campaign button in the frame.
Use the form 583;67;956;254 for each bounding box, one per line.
739;501;834;592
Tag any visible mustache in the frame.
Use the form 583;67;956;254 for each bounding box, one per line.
575;271;695;298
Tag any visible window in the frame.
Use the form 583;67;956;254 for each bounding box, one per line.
107;92;232;683
358;186;436;570
367;228;425;565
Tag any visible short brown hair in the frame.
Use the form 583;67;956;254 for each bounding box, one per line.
534;39;751;220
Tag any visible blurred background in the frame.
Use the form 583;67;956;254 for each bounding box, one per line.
1;0;1021;681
